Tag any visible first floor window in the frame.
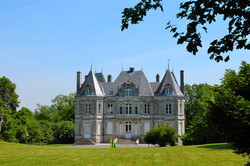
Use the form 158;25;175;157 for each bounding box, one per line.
120;106;123;114
126;103;131;114
98;104;101;113
165;104;171;115
135;105;138;114
85;104;91;114
107;104;113;114
145;104;150;114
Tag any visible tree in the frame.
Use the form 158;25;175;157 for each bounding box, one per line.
34;93;75;122
121;0;249;62
182;83;225;145
210;61;250;159
144;124;177;147
0;76;19;114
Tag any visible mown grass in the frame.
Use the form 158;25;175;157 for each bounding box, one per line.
0;141;248;166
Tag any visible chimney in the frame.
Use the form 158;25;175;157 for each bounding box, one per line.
77;71;82;94
129;67;134;73
156;74;160;82
180;70;184;94
85;75;88;81
107;75;112;82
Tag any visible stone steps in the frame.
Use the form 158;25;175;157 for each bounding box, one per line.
73;139;96;145
116;139;136;144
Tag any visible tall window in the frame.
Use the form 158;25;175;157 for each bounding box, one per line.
98;104;101;113
124;88;132;97
166;87;171;94
85;104;91;114
180;103;182;114
135;105;138;114
120;105;123;114
145;104;150;114
107;104;113;114
126;103;131;114
165;104;171;115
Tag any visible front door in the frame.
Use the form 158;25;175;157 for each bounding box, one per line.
125;122;131;138
84;123;91;138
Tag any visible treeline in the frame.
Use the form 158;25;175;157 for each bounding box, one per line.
0;61;249;156
0;80;75;144
182;61;249;158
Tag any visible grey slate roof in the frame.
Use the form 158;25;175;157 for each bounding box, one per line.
95;73;106;83
80;70;104;96
113;70;154;96
80;68;183;97
150;82;160;93
155;69;184;97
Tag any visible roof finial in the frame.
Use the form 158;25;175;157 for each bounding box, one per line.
90;61;93;71
121;65;123;71
101;68;103;74
168;59;170;70
141;65;143;71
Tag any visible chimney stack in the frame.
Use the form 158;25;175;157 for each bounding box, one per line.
180;70;184;94
129;67;134;73
107;75;112;83
77;71;82;94
156;74;160;82
85;75;88;81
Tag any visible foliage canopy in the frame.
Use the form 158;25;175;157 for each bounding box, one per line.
121;0;249;62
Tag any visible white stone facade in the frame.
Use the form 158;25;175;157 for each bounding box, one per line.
75;67;185;143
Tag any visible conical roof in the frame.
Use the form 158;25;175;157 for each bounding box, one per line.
80;70;104;96
155;69;184;96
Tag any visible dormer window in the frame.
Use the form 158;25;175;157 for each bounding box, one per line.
117;81;139;97
124;88;132;97
86;89;91;95
164;84;172;95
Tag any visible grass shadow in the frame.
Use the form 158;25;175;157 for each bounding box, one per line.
197;143;232;150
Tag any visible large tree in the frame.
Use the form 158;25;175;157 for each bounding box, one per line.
210;61;250;160
121;0;249;62
0;76;19;114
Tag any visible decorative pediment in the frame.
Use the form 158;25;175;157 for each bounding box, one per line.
117;81;139;97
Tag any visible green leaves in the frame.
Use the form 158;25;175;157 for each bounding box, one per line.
144;124;177;147
121;0;250;62
0;76;19;114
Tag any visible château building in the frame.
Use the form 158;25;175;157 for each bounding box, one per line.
75;67;185;143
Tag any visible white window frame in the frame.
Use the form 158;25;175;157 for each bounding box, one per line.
144;104;150;114
124;88;132;97
85;104;91;114
126;103;131;114
107;104;113;114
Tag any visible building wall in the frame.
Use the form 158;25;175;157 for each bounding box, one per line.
75;96;185;143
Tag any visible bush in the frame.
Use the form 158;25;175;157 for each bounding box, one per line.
52;121;74;144
144;124;178;147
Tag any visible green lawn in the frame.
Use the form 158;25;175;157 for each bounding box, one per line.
0;141;248;166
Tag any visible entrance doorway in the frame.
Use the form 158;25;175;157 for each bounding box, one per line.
84;123;91;138
125;122;131;138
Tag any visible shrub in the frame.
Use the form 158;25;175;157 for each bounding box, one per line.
144;124;178;147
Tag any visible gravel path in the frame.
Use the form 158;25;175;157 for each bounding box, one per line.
61;143;157;148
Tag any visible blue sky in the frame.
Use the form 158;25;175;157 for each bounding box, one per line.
0;0;249;111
